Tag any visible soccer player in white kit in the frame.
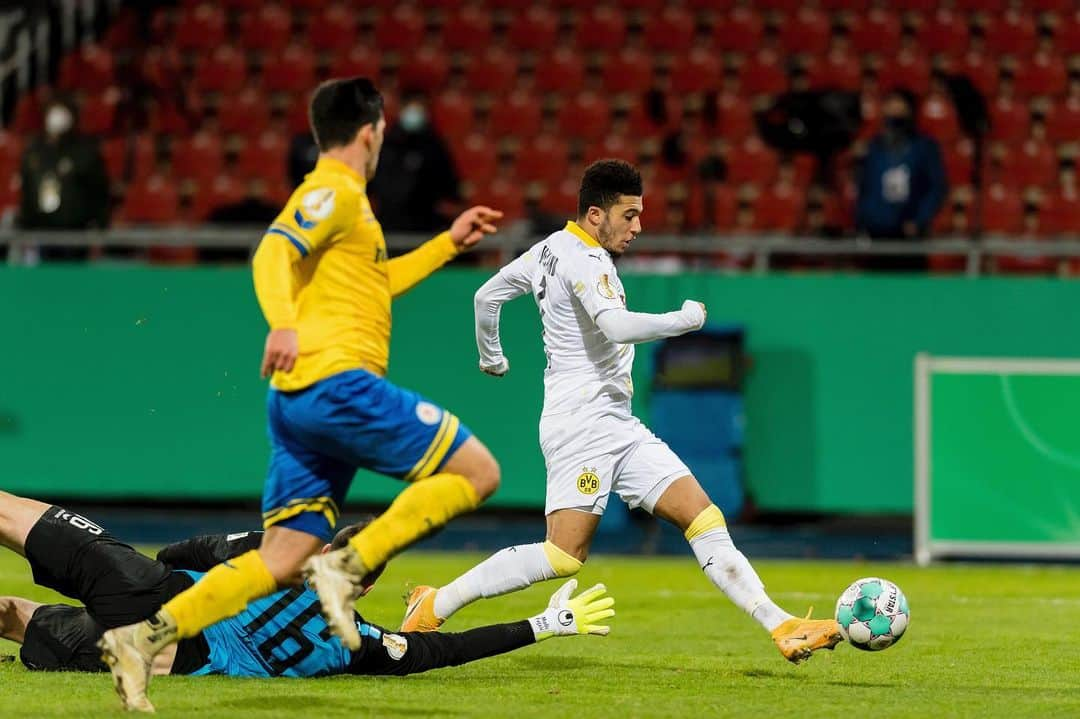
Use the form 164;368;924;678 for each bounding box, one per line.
402;160;841;663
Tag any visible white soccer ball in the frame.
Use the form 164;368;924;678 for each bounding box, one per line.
835;577;910;651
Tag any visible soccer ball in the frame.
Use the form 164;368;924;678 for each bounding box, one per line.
835;577;909;651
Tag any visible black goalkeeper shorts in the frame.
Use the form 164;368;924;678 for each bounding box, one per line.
20;505;208;673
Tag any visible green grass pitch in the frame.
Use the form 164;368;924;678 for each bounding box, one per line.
3;550;1079;718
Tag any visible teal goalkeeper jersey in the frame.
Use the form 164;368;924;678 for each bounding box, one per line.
179;570;373;678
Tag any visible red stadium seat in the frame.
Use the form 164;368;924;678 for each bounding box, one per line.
752;183;805;232
58;44;114;93
984;11;1038;56
755;0;801;12
916;9;969;57
1014;52;1067;98
713;7;763;54
450;133;498;186
1040;190;1080;236
10;87;46;134
508;7;558;51
808;48;862;92
240;4;292;53
374;6;426;52
710;185;738;231
536;48;586;94
102;7;139;50
778;8;831;57
891;0;936;11
140;46;183;92
858;93;882;139
489;91;541;138
582;133;638;166
1026;0;1072;11
988;95;1030;142
190;173;247;221
515;134;570;184
263;44;317;93
147;97;195;135
980;183;1024;233
236;131;288;183
1057;11;1080;56
537;178;578;216
398;46;451;93
441;5;492;52
432;91;474;139
1004;140;1057;189
627;96;677;139
1045;97;1080;144
574;6;627;52
953;0;1005;11
941;140;974;187
129;134;158;180
0;131;22;174
218;87;271;138
727;137;779;186
953;52;999;99
471;178;525;220
173;131;225;185
307;5;358;52
670;48;723;94
849;9;902;57
877;50;932;95
329;46;378;79
79;88;120;135
557;92;611;141
121;173;180;224
713;93;754;141
643;7;695;53
221;0;263;10
175;4;226;51
918;92;960;143
819;0;869;10
194;46;247;93
465;47;518;95
0;174;19;215
101;137;127;181
602;48;654;95
739;50;787;98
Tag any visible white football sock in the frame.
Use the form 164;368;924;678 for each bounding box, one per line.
434;543;560;620
688;527;794;632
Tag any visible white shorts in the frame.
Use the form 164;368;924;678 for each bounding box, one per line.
539;403;690;516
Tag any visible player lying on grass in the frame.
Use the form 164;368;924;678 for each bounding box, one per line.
0;492;613;678
101;76;504;711
402;160;842;664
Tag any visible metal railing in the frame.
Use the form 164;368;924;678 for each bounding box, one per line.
3;225;1080;276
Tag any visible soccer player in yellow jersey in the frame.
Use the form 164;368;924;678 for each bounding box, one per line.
99;77;504;712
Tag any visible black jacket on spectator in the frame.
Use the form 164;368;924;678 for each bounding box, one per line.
19;134;109;231
368;124;460;234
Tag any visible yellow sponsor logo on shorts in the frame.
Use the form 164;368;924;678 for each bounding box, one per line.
576;469;601;496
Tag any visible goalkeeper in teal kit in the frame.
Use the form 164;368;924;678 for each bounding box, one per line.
0;491;614;678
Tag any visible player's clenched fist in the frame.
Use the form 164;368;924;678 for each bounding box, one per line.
450;206;503;250
261;328;299;378
479;357;509;377
682;300;707;329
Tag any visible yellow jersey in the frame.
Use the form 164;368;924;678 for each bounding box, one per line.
252;156;459;391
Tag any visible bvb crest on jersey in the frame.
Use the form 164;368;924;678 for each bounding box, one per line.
577;469;601;495
597;274;617;300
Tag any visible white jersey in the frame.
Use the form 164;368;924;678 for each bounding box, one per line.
482;221;633;416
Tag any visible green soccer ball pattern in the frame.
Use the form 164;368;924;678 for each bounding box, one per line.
835;577;910;651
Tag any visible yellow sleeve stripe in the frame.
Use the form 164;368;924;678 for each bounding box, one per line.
262;496;340;530
684;504;727;541
406;413;461;481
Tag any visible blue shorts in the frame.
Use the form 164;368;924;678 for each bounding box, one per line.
261;369;473;541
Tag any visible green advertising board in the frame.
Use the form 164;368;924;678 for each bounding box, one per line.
915;355;1080;564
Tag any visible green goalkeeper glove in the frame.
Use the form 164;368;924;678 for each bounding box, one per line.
528;579;616;641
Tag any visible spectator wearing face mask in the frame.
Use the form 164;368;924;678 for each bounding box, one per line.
368;90;461;233
18;96;110;260
855;90;947;269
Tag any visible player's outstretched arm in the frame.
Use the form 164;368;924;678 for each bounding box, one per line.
594;301;707;345
386;206;503;299
474;255;533;376
349;581;614;677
